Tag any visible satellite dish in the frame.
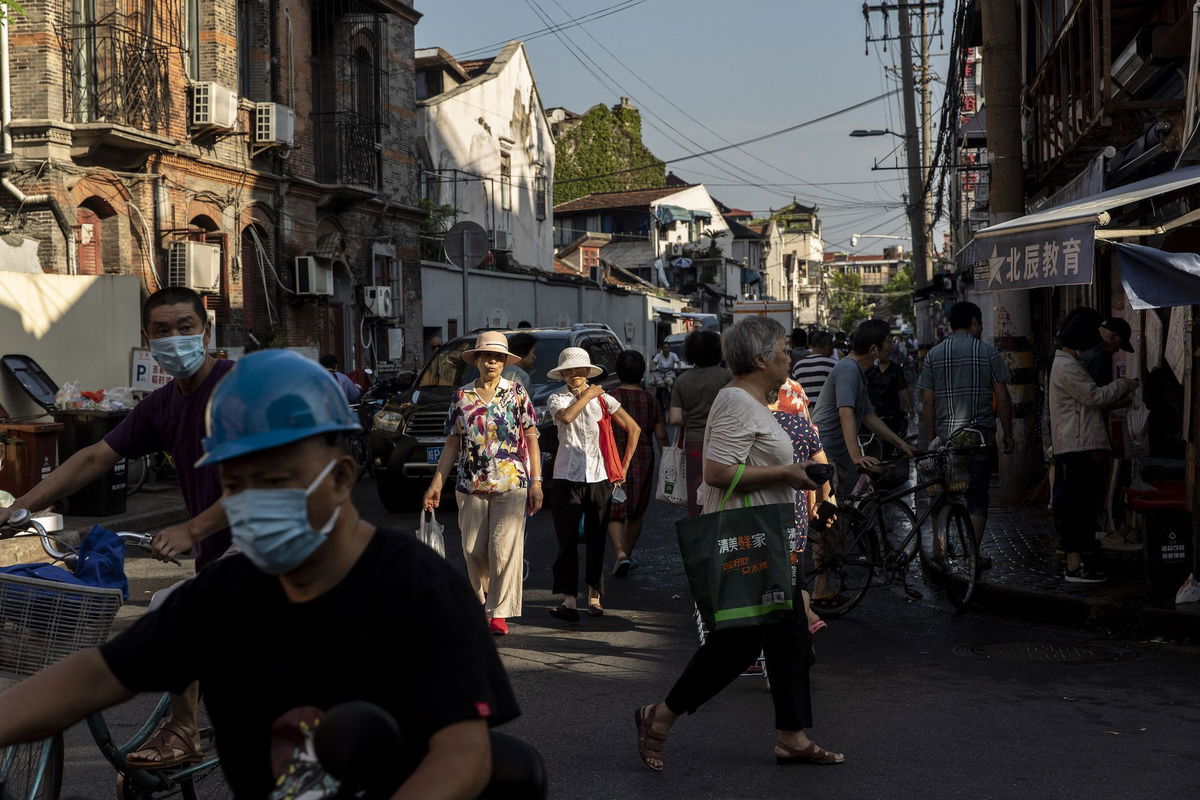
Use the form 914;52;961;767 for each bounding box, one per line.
444;221;490;270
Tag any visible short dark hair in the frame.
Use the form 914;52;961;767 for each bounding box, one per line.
948;301;983;331
791;328;808;348
615;350;646;384
684;330;722;367
319;354;338;369
517;320;532;329
810;331;834;352
507;332;536;358
851;319;891;354
142;287;206;330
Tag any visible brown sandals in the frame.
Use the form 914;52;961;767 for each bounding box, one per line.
775;740;845;765
125;719;203;769
634;704;667;771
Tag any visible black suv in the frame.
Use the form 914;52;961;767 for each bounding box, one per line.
369;325;624;511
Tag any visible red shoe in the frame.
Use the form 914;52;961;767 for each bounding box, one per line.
489;618;509;635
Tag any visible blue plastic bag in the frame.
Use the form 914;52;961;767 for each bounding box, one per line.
0;524;129;600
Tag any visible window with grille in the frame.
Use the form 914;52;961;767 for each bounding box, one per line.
500;152;512;212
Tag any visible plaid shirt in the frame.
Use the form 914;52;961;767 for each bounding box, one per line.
916;332;1011;439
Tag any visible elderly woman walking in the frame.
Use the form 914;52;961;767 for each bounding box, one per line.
423;331;542;636
634;317;843;771
546;347;641;621
608;350;669;576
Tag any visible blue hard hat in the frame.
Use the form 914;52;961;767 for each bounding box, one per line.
196;350;361;467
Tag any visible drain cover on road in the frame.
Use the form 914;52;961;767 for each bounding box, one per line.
957;641;1137;664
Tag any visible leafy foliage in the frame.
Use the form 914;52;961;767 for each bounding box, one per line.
419;197;461;262
882;261;913;322
553;104;665;204
827;270;870;331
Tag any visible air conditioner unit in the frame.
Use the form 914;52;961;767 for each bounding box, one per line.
295;256;333;295
254;102;295;147
489;229;513;251
670;243;683;256
191;82;239;131
167;241;221;293
362;285;393;318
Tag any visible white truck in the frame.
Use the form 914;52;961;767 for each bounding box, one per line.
732;299;794;330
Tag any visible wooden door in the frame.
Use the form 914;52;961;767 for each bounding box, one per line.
76;208;102;275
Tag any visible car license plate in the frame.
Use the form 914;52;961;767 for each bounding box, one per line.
426;447;443;464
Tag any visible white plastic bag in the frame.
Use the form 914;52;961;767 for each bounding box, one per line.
416;509;445;557
53;380;83;410
655;432;688;506
101;387;136;411
1176;573;1200;605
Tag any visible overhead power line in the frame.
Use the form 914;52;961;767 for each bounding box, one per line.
555;90;901;186
452;0;651;60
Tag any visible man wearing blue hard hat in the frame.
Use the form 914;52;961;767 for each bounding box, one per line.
0;350;519;799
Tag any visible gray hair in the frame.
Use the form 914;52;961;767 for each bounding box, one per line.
722;316;786;376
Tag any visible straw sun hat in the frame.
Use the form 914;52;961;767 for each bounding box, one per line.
463;331;520;366
547;347;603;380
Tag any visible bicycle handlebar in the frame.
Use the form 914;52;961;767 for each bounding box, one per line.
1;507;162;565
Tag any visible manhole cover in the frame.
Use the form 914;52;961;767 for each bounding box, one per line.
956;641;1137;664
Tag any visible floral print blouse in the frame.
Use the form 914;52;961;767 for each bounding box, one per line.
444;377;538;494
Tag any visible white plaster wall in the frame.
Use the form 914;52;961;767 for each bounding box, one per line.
650;186;731;261
419;43;555;271
0;274;141;418
420;262;686;356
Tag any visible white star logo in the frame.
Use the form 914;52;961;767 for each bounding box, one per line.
988;245;1006;287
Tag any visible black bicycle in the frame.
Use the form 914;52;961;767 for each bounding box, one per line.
810;431;986;616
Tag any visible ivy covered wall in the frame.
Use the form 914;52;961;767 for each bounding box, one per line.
553;101;665;204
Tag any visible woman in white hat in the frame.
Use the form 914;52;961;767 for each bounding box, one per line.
545;347;640;621
423;331;543;635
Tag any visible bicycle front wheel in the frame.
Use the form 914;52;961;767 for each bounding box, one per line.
0;736;63;800
935;503;978;610
810;508;877;617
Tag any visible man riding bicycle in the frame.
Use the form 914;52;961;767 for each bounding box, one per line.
0;286;234;768
0;350;519;799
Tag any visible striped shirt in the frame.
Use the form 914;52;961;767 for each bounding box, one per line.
916;332;1012;439
791;354;837;403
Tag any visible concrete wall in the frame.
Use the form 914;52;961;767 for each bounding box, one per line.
420;262;686;355
0;274;141;418
420;43;555;271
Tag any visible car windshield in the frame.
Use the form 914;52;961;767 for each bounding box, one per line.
416;334;571;389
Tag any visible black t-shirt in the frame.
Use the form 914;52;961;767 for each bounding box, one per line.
866;361;908;419
100;529;519;799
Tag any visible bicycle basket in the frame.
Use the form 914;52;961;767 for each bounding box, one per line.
918;449;971;495
0;572;122;679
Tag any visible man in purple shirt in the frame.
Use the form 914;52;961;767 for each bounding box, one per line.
0;285;233;768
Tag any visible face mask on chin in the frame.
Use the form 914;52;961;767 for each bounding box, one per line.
220;459;342;575
150;333;207;379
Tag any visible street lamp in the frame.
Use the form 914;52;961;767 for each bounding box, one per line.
849;129;908;139
850;233;912;248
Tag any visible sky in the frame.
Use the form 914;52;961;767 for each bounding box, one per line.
414;0;951;256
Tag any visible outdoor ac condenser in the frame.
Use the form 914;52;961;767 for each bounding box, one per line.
254;103;295;147
295;256;333;296
191;82;239;131
362;286;393;318
167;241;221;293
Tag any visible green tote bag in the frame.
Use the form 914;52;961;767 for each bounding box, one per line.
675;464;795;631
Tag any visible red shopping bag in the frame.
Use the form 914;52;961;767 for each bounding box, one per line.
597;398;625;483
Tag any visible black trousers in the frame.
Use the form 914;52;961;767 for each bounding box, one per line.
1053;450;1103;559
549;479;612;596
665;579;813;731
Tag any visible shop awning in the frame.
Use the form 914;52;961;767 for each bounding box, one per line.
1113;242;1200;309
692;210;713;221
967;165;1200;292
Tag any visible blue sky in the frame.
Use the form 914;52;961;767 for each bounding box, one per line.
415;0;950;254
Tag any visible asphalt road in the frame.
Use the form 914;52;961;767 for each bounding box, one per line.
51;480;1200;798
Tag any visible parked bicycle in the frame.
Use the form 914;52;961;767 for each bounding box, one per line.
811;429;987;616
0;508;229;800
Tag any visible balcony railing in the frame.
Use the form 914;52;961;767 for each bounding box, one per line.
313;112;380;190
1028;0;1189;183
61;16;171;133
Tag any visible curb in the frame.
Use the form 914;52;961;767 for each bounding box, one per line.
970;576;1200;641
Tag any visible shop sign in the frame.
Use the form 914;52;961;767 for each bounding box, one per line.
131;348;171;391
973;222;1094;291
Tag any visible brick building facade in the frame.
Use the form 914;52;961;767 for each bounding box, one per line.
0;0;427;370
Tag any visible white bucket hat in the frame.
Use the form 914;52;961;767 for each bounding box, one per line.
463;331;520;366
547;347;603;380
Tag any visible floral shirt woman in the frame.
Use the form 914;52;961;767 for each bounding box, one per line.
445;378;538;493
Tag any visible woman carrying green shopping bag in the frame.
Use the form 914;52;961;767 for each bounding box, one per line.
633;317;845;771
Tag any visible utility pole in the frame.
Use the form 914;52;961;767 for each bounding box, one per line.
980;0;1040;502
863;1;940;346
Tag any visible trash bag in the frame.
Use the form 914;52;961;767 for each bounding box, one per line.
415;510;445;557
53;380;83;410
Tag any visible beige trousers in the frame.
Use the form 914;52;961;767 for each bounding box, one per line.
456;489;527;618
